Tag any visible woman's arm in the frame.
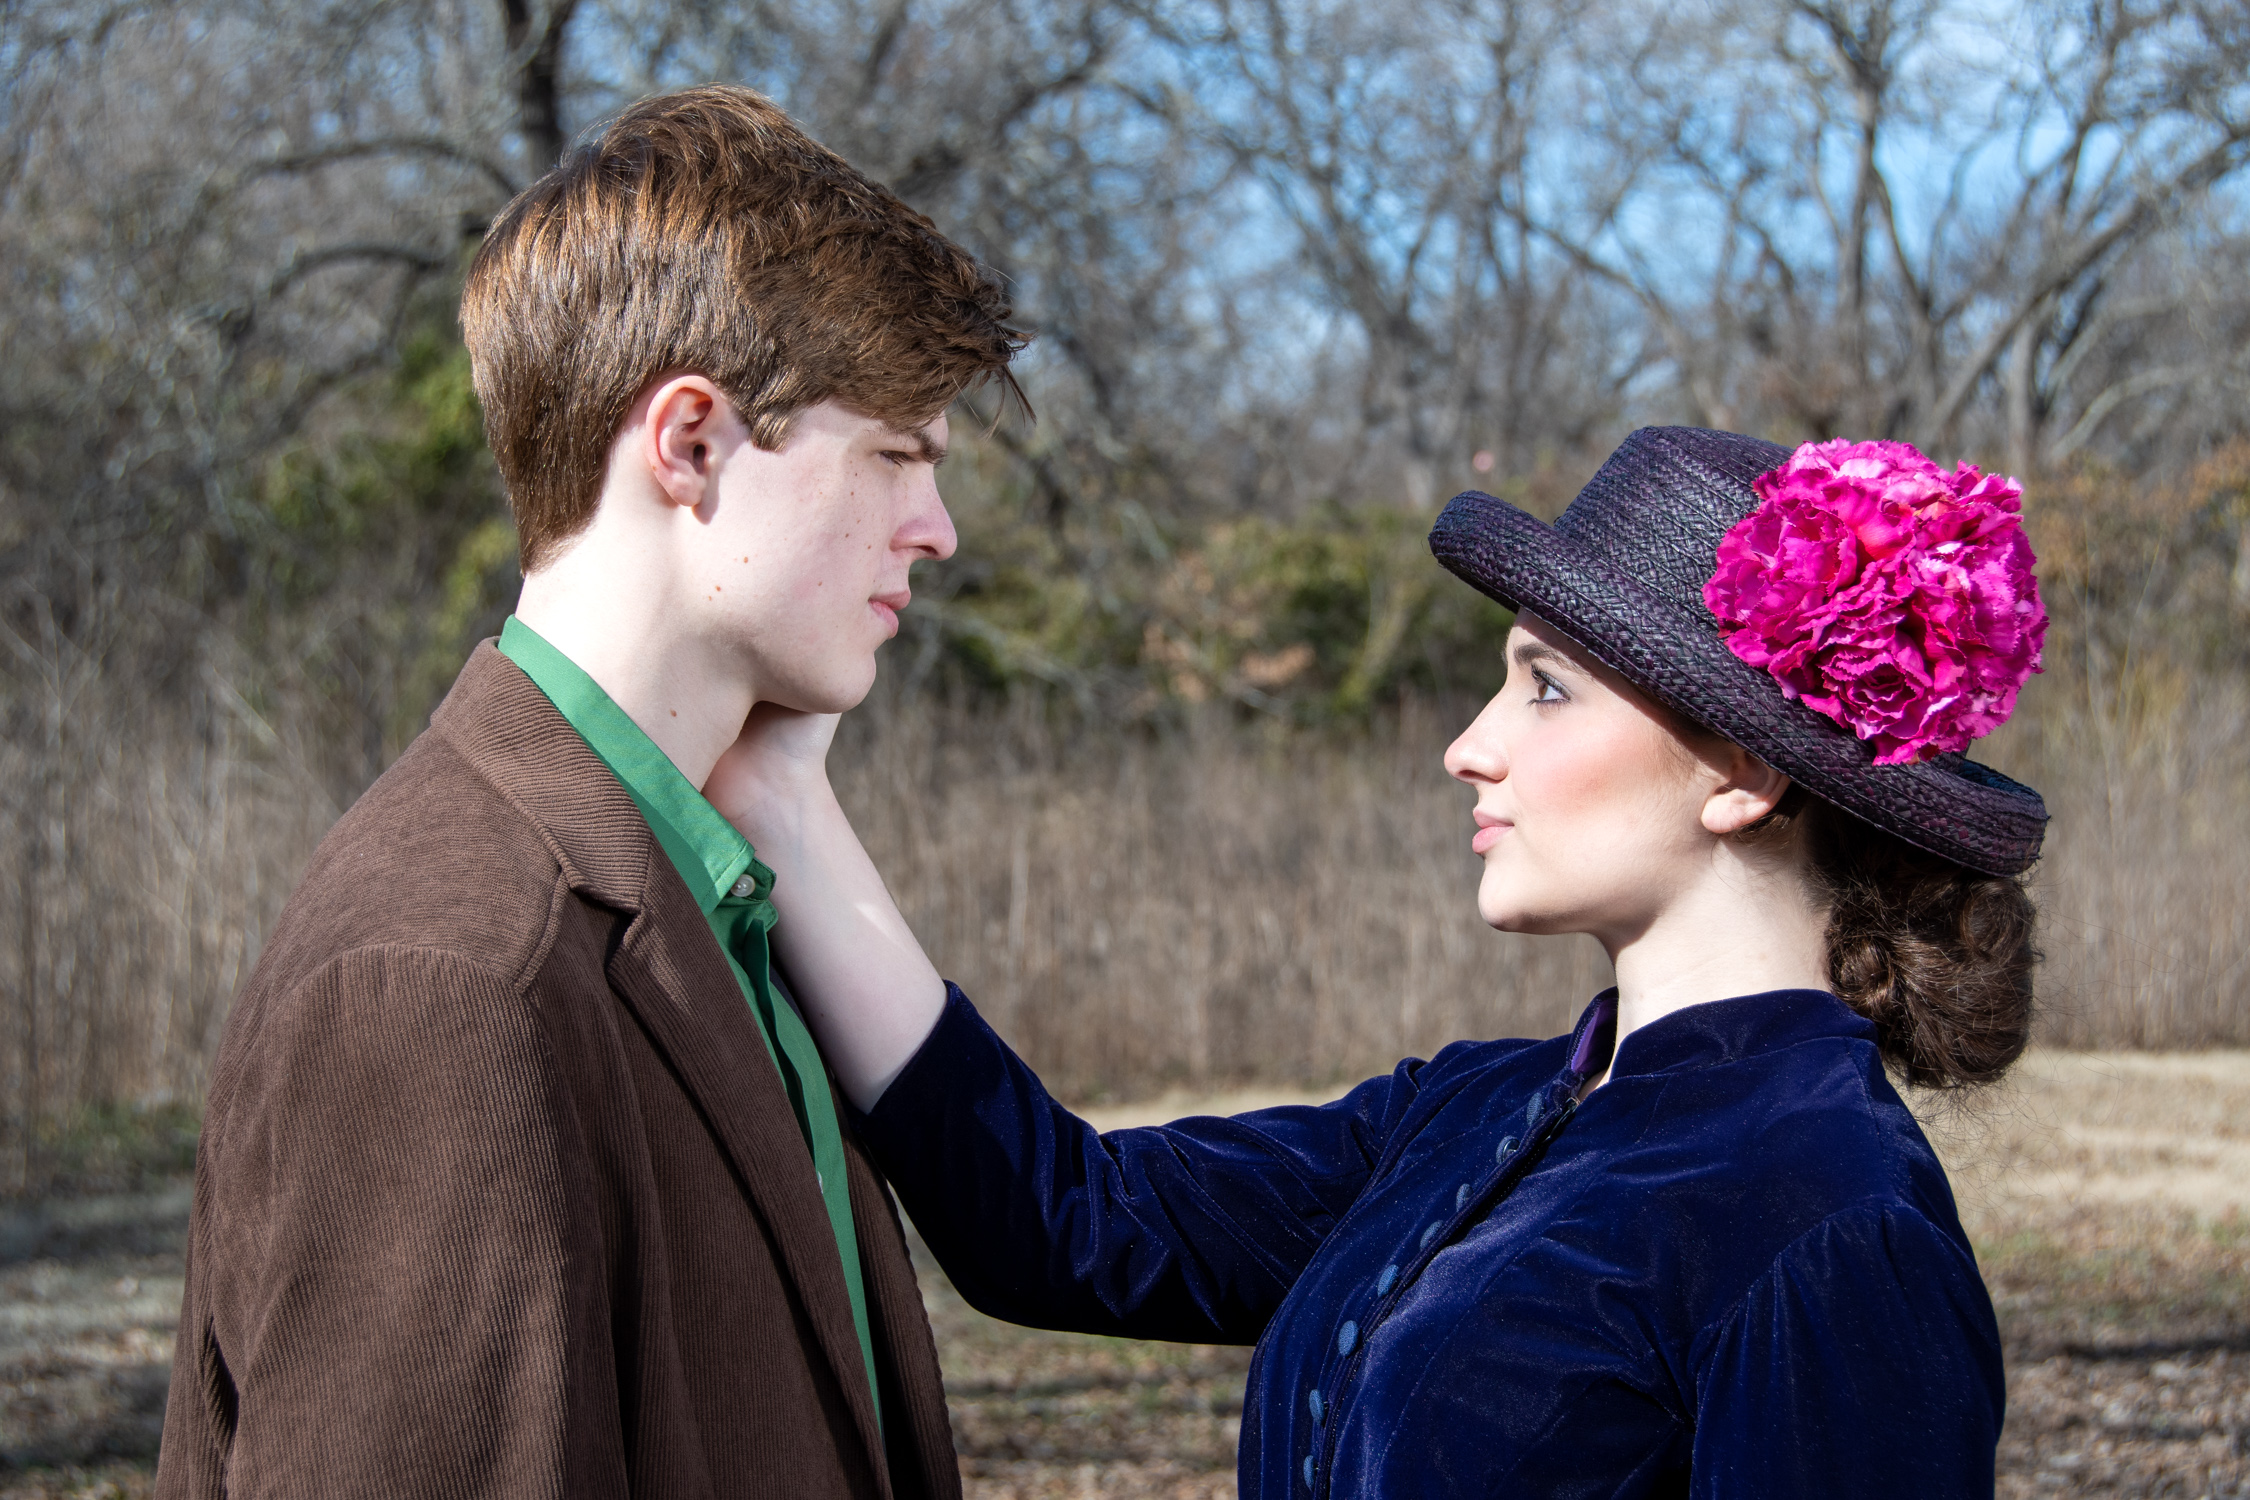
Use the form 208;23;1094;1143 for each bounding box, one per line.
858;982;1419;1340
1691;1202;2005;1496
703;705;946;1111
704;705;1420;1339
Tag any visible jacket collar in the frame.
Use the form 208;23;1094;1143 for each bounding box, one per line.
1584;987;1874;1082
430;640;656;913
430;642;893;1488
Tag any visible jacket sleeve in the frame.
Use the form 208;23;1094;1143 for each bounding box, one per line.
853;984;1430;1344
162;946;621;1499
1689;1201;2005;1498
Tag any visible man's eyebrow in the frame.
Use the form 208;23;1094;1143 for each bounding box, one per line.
883;425;948;466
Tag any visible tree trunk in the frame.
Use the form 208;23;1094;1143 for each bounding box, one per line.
2006;315;2039;477
503;0;579;171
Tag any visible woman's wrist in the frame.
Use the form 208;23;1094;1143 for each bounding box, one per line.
702;708;844;849
713;769;836;860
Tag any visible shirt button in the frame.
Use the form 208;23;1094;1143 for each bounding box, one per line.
1309;1388;1325;1425
1496;1135;1518;1161
1303;1455;1316;1487
1376;1264;1398;1295
1455;1182;1472;1210
1420;1222;1441;1250
1336;1320;1358;1356
730;873;757;898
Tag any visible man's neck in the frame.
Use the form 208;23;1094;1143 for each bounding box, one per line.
514;535;755;794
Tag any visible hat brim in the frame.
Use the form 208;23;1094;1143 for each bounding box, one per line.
1430;489;2048;876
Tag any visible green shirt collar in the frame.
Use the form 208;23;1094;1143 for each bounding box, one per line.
498;616;771;914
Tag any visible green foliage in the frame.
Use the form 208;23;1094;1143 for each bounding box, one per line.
244;312;519;758
27;1099;202;1197
926;494;1515;721
252;325;500;602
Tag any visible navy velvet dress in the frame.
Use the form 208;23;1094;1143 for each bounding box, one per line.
856;985;2004;1498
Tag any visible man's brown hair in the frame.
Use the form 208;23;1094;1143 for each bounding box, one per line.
461;84;1027;570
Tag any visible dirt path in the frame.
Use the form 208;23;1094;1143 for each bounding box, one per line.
5;1053;2245;1498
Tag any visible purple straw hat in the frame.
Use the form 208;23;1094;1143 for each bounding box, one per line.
1427;426;2048;876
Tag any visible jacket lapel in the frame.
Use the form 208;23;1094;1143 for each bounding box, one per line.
843;1131;961;1500
433;642;889;1484
606;880;891;1481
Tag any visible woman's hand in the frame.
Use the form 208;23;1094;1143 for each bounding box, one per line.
702;703;842;840
703;703;947;1111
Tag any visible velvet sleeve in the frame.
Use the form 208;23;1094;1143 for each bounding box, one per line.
854;984;1435;1344
1689;1201;2005;1497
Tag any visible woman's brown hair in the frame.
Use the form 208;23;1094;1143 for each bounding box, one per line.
1752;788;2037;1089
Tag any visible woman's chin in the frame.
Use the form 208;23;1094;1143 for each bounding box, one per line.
1476;875;1582;936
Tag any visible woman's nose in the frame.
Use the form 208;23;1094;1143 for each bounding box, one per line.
1445;699;1508;784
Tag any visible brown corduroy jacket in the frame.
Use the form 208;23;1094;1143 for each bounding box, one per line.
155;643;961;1500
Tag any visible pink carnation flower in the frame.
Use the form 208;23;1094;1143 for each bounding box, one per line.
1701;438;2047;765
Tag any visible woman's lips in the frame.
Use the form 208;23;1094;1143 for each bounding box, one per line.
1472;817;1511;855
870;597;904;636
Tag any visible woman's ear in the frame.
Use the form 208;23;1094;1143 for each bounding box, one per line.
1701;745;1791;836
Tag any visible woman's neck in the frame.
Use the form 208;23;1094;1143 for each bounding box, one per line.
1589;848;1831;1089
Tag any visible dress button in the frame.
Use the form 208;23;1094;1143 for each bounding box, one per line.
1336;1320;1358;1356
1496;1134;1518;1161
1303;1455;1316;1487
1420;1222;1441;1250
1376;1264;1398;1295
1455;1182;1472;1210
1309;1388;1325;1425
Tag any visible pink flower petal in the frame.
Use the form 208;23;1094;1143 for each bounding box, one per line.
1702;439;2046;762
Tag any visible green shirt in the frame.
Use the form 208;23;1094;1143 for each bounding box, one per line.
498;617;880;1425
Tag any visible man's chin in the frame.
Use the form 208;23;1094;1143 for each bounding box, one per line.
773;660;878;716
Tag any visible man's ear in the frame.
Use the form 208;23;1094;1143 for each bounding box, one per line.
638;374;737;512
1701;743;1792;836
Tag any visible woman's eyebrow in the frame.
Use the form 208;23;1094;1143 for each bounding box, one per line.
1510;641;1575;673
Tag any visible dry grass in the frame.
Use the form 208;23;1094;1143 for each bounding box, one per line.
6;627;2247;1195
828;693;1613;1104
827;662;2250;1107
9;1053;2245;1497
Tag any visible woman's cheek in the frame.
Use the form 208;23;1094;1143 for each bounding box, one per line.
1519;722;1629;823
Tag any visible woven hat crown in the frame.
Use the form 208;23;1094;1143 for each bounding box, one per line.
1554;428;1788;617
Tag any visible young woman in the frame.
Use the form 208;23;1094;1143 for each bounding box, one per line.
710;426;2048;1498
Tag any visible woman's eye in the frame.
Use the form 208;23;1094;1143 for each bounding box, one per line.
1532;671;1567;705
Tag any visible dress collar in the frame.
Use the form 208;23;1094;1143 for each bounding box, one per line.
1566;987;1873;1083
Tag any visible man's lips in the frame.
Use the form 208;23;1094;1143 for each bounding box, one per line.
1472;811;1512;856
870;592;910;636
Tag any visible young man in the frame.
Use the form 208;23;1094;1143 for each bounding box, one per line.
156;85;1023;1499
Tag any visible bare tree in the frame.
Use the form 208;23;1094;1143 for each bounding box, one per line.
1513;0;2250;464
